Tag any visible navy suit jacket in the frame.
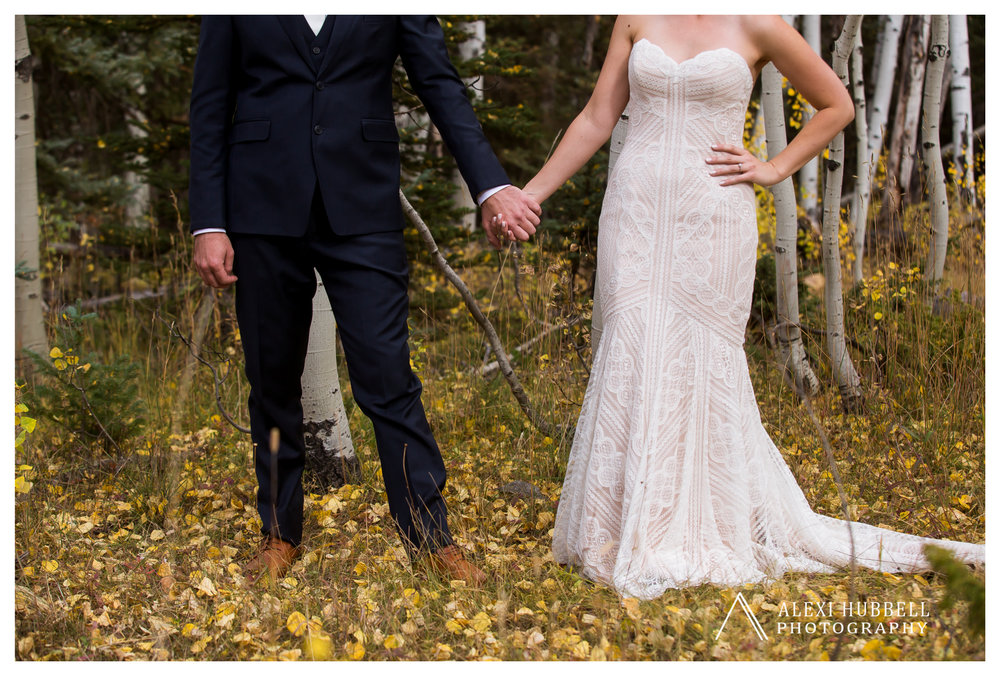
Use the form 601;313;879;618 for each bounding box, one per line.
188;15;510;236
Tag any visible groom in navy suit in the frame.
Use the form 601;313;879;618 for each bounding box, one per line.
188;15;540;585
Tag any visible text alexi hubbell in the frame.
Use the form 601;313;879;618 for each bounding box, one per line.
775;601;931;636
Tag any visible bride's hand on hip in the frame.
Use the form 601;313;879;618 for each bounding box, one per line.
706;144;782;188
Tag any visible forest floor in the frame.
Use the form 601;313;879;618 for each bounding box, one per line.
14;228;986;661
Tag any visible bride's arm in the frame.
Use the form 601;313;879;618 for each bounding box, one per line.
711;16;855;187
523;17;634;204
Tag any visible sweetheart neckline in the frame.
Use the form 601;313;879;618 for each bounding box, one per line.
632;38;754;87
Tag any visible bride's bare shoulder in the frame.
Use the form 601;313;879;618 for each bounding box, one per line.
614;15;647;40
739;15;789;38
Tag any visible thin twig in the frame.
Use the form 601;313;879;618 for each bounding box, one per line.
157;310;250;434
475;316;581;378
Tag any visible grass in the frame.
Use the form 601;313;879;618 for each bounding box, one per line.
13;197;985;661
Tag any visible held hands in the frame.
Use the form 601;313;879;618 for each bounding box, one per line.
706;144;783;188
481;185;542;249
193;232;238;288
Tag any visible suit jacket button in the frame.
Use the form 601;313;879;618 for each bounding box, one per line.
314;125;323;135
316;81;325;90
312;46;321;55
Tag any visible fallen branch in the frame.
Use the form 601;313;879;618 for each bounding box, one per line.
400;190;562;439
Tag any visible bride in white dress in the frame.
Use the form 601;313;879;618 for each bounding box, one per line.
507;16;985;600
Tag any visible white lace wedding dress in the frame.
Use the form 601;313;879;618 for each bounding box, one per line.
551;39;985;600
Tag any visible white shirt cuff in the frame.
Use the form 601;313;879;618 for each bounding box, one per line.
476;184;510;205
192;228;227;236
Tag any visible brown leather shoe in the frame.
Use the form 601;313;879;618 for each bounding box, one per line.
243;536;302;585
429;545;486;586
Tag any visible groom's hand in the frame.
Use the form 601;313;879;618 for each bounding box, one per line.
193;231;238;288
481;186;541;249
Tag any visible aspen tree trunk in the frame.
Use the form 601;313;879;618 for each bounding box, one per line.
822;15;864;412
883;17;929;219
15;15;48;376
948;15;975;204
878;16;927;253
591;109;629;355
762;63;819;397
855;15;902;276
580;16;600;70
124;79;151;228
452;20;485;231
797;15;822;228
896;17;930;205
849;26;869;284
922;16;951;284
302;272;360;490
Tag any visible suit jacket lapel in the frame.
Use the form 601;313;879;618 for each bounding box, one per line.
276;15;313;70
317;15;359;78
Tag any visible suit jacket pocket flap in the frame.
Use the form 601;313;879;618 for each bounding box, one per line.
362;119;399;143
228;120;271;144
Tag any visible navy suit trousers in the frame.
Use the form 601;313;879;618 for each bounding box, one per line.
231;188;452;553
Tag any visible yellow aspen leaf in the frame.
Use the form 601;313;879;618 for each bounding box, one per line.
383;634;403;649
149;529;165;541
622;597;641;620
303;633;332;660
471;612;492;633
445;619;464;634
20;416;36;433
181;623;197;637
77;521;94;533
41;560;58;572
401;620;418;635
53;359;67;371
402;588;421;606
861;638;884;660
348;641;365;660
14;476;33;494
49;347;63;359
278;649;302;661
285;611;308;637
432;643;453;659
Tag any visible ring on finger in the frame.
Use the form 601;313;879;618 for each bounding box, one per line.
738;162;743;172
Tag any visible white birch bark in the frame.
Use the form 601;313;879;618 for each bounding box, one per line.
896;16;930;206
822;16;864;411
849;25;869;284
948;15;975;204
854;15;902;278
797;15;822;226
762;63;819;397
923;16;951;283
452;20;485;231
15;15;48;374
124;80;151;228
302;272;359;489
